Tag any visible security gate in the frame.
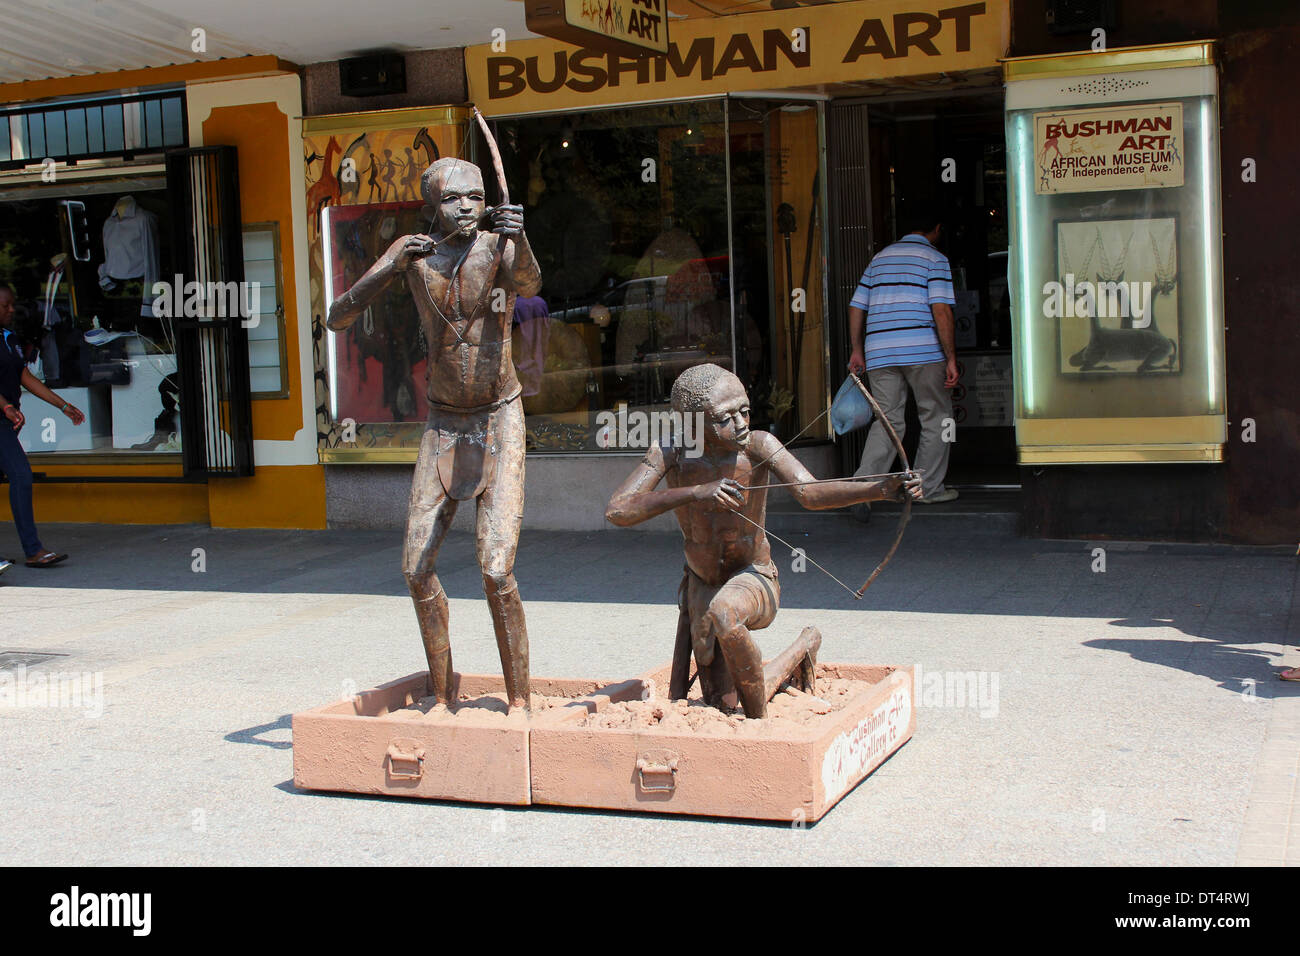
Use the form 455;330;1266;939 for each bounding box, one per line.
165;145;254;478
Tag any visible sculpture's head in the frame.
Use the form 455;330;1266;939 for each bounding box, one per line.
420;158;486;240
671;363;750;451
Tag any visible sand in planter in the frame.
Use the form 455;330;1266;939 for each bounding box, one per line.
578;677;867;737
386;689;591;722
380;675;878;733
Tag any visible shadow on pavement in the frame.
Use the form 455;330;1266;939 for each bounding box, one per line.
225;714;293;750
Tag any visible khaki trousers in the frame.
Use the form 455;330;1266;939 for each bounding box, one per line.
854;362;952;498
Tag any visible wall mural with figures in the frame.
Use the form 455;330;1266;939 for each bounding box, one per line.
1055;216;1179;376
303;113;470;459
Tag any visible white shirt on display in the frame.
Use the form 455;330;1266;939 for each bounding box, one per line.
99;195;160;315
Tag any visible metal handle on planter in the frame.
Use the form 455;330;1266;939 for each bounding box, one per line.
636;751;679;793
387;740;425;780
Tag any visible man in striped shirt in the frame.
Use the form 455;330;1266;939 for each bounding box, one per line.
848;203;959;507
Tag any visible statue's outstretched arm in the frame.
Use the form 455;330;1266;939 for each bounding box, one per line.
765;436;916;509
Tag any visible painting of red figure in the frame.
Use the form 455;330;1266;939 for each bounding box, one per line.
325;200;432;423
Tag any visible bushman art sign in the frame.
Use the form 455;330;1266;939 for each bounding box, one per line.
1034;102;1185;194
525;0;669;56
469;0;1009;114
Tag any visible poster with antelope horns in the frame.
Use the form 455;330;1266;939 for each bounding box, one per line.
1053;216;1180;377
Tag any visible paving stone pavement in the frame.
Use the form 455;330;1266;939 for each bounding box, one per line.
1;516;1296;866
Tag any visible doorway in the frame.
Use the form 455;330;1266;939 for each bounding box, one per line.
828;89;1018;492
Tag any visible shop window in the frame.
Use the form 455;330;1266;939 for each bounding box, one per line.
724;98;828;444
495;101;735;452
319;105;740;450
242;223;288;398
314;102;830;459
0;182;182;456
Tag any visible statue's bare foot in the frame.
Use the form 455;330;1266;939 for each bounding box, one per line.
414;696;453;715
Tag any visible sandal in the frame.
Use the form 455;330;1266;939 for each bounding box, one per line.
1281;668;1300;682
25;550;68;568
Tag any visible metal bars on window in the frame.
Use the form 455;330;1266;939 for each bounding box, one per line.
0;91;186;170
166;146;255;478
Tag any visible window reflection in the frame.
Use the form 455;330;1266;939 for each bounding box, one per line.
498;102;735;451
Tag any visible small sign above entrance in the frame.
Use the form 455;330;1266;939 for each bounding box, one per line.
525;0;670;56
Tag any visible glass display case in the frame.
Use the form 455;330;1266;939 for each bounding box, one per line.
1003;42;1225;463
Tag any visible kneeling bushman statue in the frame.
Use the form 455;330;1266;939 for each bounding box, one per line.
606;364;922;718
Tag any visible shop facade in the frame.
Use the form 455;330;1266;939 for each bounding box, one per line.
7;1;1294;547
312;0;1014;532
0;57;325;531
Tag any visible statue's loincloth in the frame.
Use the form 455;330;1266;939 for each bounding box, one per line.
424;386;522;501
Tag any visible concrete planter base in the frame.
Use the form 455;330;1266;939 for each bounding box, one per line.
292;664;913;821
291;673;637;805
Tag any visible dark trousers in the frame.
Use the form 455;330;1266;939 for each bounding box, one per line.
0;418;42;558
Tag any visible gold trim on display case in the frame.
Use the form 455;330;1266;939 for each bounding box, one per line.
303;107;471;137
1017;415;1225;446
319;447;420;464
1003;40;1215;80
1019;445;1223;464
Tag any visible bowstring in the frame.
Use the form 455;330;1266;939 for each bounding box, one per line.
734;401;868;597
728;507;861;600
748;402;832;473
709;383;919;598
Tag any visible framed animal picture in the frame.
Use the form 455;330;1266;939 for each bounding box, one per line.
1053;216;1179;376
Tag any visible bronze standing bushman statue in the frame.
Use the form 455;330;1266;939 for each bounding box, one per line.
327;144;541;712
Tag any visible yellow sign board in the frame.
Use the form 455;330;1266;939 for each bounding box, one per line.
534;0;668;55
470;0;1009;115
1034;102;1185;194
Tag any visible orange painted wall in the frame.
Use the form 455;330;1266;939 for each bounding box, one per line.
0;461;328;531
0;462;209;529
207;464;325;530
201;101;304;442
0;76;328;534
196;96;327;530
